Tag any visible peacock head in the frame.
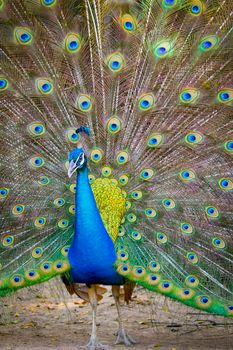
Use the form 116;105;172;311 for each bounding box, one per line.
68;148;87;178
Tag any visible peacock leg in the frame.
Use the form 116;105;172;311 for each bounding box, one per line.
112;285;137;346
86;285;109;350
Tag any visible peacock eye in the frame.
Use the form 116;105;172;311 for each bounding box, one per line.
14;27;33;45
58;219;69;228
138;93;155;111
127;213;137;223
187;252;198;264
147;133;164;148
53;198;65;207
2;235;14;247
212;237;225;249
101;166;112;177
90;148;103;163
29;156;45;168
41;0;57;6
0;77;9;91
145;208;157;218
38;176;50;186
185;131;203;145
131;190;142;200
120;14;137;33
66;128;80;144
106;116;122;134
107;53;125;73
181;222;193;235
12;204;25;216
153;40;173;58
180;88;200;104
116;151;129;165
36;78;53;95
76;94;92;112
162;198;176;209
179;169;196;182
217;89;233;104
140;168;154;181
34;216;46;228
162;0;177;8
64;33;81;53
199;35;219;52
218;178;233;191
28;122;46;137
156;232;168;244
0;187;9;199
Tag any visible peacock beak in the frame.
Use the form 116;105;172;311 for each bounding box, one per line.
68;153;85;178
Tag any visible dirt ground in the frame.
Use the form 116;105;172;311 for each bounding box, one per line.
0;280;232;350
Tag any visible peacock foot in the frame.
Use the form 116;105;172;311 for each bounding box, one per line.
115;329;137;346
86;338;109;350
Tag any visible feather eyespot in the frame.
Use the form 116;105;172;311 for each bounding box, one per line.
76;94;92;112
131;190;142;200
10;275;24;287
118;174;129;186
140;168;154;181
147;133;164;148
66;128;80;144
120;14;137;33
199;35;219;52
15;27;33;45
131;231;142;241
37;176;50;186
153;40;174;58
118;226;126;237
162;198;175;209
90;148;103;163
2;235;14;247
29;156;45;168
185;275;199;287
205;206;219;219
34;216;46;228
145;208;157;218
106;116;122;134
41;0;56;6
88;174;96;183
148;261;160;272
28;122;46;137
101;166;112;177
0;78;9;91
156;232;168;244
224;140;233;154
0;188;9;200
189;1;205;16
54;198;65;207
36;78;53;95
107;53;125;73
196;295;211;308
187;252;198;264
185;131;203;145
64;33;81;53
32;247;43;258
181;222;193;235
217;89;233;104
61;246;70;256
127;213;137;223
162;0;177;8
179;169;196;182
58;219;69;228
40;262;52;274
12;204;25;216
180;88;200;104
116;151;129;165
212;237;225;249
138;93;155;111
218;178;233;191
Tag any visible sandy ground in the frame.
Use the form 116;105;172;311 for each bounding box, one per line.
0;280;232;350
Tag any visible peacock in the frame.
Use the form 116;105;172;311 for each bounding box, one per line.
0;0;233;348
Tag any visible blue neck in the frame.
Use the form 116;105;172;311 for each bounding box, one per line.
68;165;123;285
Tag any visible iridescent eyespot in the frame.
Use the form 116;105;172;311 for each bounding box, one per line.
10;275;24;287
107;53;125;73
224;140;233;154
162;0;178;8
227;306;233;313
185;275;199;287
118;174;129;186
199;35;219;52
101;166;112;177
116;151;129;165
118;226;126;237
185;131;203;145
181;222;193;234
69;184;76;193
88;174;96;183
147;133;164;148
196;295;211;308
34;216;46;228
61;245;70;256
36;78;53;95
106;116;122;134
179;169;196;182
69;205;75;214
146;274;160;285
138;93;155;111
54;198;65;207
189;1;204;16
66;128;80;144
0;187;9;200
212;237;225;249
12;204;25;216
158;281;173;292
117;264;130;275
110;178;118;186
120;14;137;33
131;231;142;241
218;178;233;191
180;88;200;104
58;219;69;228
2;235;14;247
187;252;198;264
76;94;92;112
127;213;137;223
14;27;33;45
29;156;45;168
131;190;142;200
40;262;52;273
41;0;56;6
125;201;131;210
64;32;81;53
53;260;69;272
148;261;160;272
132;266;145;278
37;176;50;186
156;232;168;244
205;206;219;219
28;122;46;137
153;40;174;58
140;168;154;181
90;148;103;163
25;270;39;281
162;198;175;209
117;250;128;261
217;89;233;104
145;208;157;218
32;247;43;258
0;77;9;91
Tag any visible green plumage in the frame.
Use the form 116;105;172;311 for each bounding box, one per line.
0;0;233;320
